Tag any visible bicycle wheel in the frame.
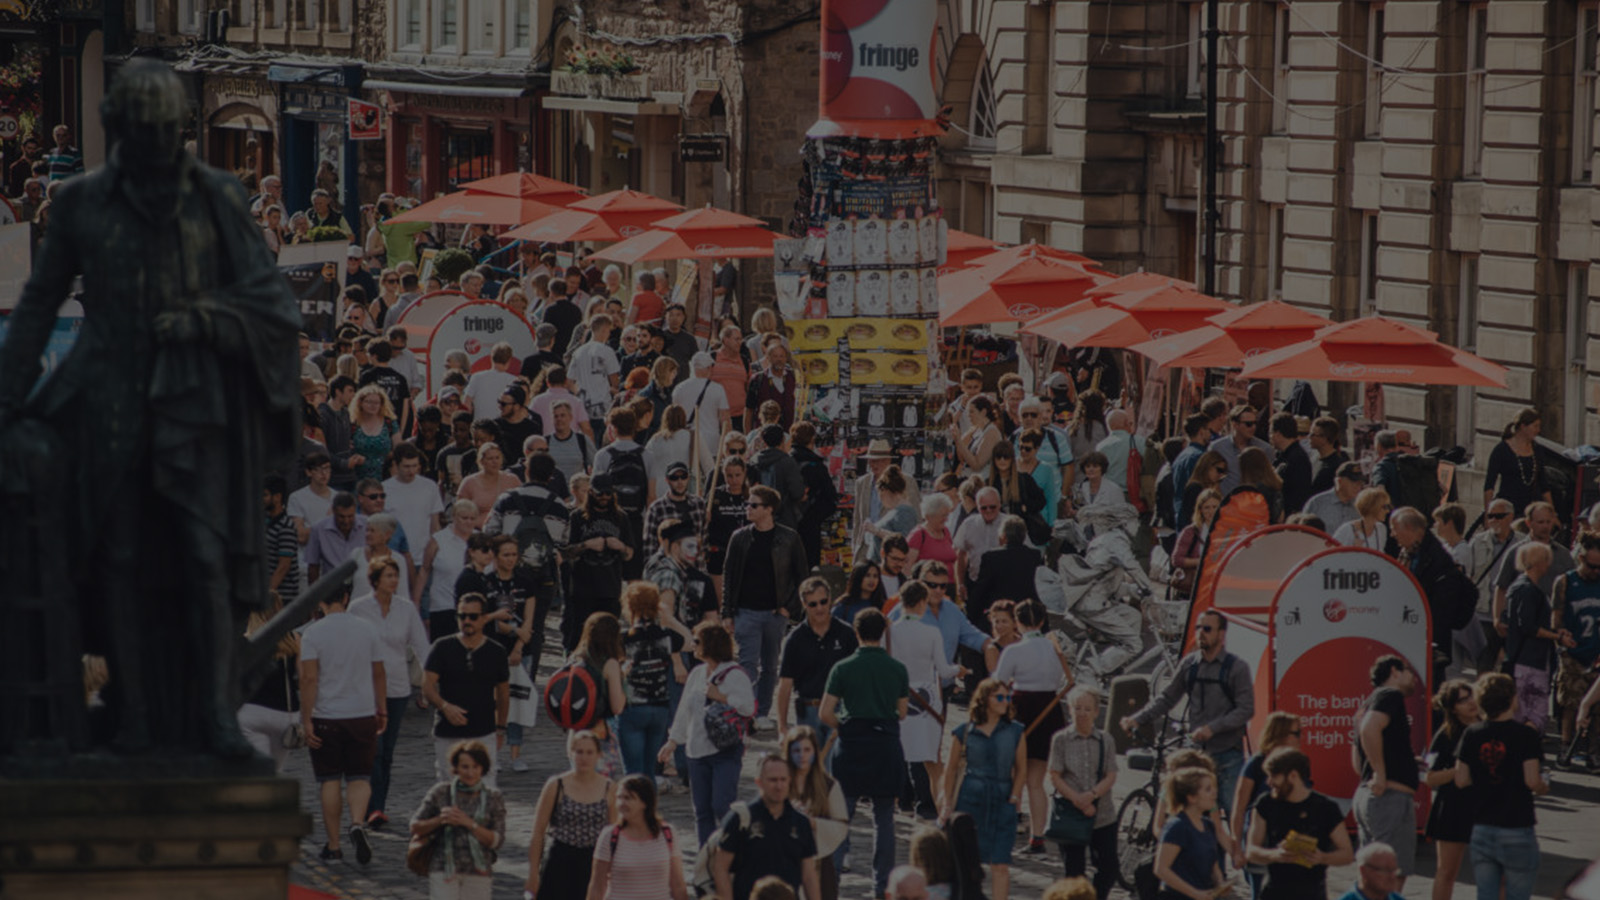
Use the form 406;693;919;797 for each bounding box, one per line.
1115;787;1158;891
1147;654;1177;700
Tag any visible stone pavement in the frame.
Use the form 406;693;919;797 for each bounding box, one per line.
285;667;1598;899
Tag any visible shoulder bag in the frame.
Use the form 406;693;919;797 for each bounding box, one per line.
1043;733;1105;845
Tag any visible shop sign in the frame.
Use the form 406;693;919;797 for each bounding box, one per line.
426;300;538;395
679;134;726;163
818;0;938;131
348;98;381;140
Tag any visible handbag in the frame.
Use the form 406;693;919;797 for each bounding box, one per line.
702;664;752;752
1044;733;1105;845
405;831;437;877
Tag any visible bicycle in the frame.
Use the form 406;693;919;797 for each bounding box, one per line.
1058;590;1186;694
1112;723;1190;891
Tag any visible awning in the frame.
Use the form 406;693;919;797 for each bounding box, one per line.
542;95;680;116
210;102;273;132
364;79;527;98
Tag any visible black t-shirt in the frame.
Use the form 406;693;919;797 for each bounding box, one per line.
424;636;510;738
542;300;582;358
680;565;719;625
721;800;818;900
568;508;632;600
358;365;410;417
1252;791;1345;898
1455;719;1541;829
521;350;564;379
779;618;859;701
483;565;541;651
623;622;685;706
738;528;778;612
495;412;544;467
1359;687;1419;789
705;488;748;554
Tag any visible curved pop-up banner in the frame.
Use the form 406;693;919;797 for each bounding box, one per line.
1271;547;1432;810
426;300;538;396
811;0;939;138
1185;489;1271;651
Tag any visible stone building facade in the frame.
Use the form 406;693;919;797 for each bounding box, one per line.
939;0;1600;503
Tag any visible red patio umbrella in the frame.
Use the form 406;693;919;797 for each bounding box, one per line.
387;191;568;226
1238;315;1509;387
500;189;683;244
587;206;784;264
459;172;588;206
1023;272;1230;348
941;229;1008;271
1129;299;1332;367
937;255;1108;327
963;239;1104;272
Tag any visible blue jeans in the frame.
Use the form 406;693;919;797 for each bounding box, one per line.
688;746;743;845
1470;824;1539;900
1211;747;1243;816
841;794;898;896
734;610;787;718
618;703;671;776
368;694;410;815
666;653;690;778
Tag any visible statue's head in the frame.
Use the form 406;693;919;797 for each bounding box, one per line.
102;59;187;167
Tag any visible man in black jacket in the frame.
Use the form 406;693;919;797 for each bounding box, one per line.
790;421;837;568
973;516;1042;617
1268;412;1314;515
750;424;806;530
724;485;810;729
1388;506;1473;687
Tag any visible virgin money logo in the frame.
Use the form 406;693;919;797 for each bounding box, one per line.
1149;328;1177;339
1329;362;1367;377
1008;303;1041;320
620;225;644;237
693;243;725;254
1323;599;1348;623
464;338;482;354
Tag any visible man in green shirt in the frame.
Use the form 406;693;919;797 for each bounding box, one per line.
820;608;908;896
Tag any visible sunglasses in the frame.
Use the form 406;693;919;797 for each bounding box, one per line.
1486;512;1510;520
1239;420;1257;427
456;612;482;621
668;473;689;481
1196;624;1216;633
364;492;386;501
805;599;830;608
993;694;1013;703
924;581;950;589
747;502;768;509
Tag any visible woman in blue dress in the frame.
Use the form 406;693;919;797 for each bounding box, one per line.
940;677;1026;900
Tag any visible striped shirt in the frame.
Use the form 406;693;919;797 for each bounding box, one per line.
593;825;675;900
265;512;301;604
44;146;83;181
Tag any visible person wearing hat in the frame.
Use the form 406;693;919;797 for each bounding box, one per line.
492;383;542;467
1304;461;1368;536
852;439;922;561
344;243;380;305
561;470;637;652
646;460;708;557
310;324;361;378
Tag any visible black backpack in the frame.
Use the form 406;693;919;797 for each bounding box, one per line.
608;446;650;515
800;457;838;521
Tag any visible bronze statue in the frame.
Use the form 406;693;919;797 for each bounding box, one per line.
0;60;303;764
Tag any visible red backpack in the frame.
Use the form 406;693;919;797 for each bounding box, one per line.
543;658;607;730
1125;438;1148;514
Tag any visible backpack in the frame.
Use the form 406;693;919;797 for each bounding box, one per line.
1391;454;1444;518
624;626;675;700
608;446;650;515
800;457;838;522
543;658;609;730
1185;652;1238;708
941;811;987;900
1434;562;1478;632
703;665;753;752
1125;436;1149;514
689;801;750;898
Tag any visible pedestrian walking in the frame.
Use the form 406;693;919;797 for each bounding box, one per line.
723;484;809;728
1503;542;1571;735
941;677;1026;900
1352;655;1421;888
1153;766;1227;900
711;754;822;900
589;774;688;900
526;730;618;900
660;620;756;844
781;726;850;900
1454;673;1550;900
619;582;688;777
349;557;430;829
775;577;859;746
1424;679;1481;900
994;597;1070;854
564;471;637;652
408;739;508;900
1245;748;1353;899
422;594;509;788
1229;711;1302;894
1047;686;1119;899
888;581;961;818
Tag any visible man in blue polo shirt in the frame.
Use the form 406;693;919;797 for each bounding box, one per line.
713;754;821;900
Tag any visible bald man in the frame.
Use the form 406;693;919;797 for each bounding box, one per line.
1094;408;1147;499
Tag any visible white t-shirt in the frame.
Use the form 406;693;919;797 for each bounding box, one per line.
383;474;445;563
464;368;517;416
645;430;694;497
392;349;424;396
671;376;729;473
299;611;384;719
287;485;335;531
571;341;621;420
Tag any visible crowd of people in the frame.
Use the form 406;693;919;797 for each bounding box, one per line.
220;182;1600;900
2;125;85;251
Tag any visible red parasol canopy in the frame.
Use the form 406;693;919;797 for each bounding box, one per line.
962;240;1106;273
1129;300;1332;367
1238;315;1509;387
1022;272;1230;348
458;172;588;206
500;190;683;244
938;255;1108;327
941;229;1008;271
387;191;568;225
587;206;783;264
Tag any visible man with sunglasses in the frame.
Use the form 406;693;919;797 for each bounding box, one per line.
776;577;858;743
1017;397;1071;510
724;485;809;730
1304;461;1367;536
1121;609;1254;812
1208;404;1273;495
421;593;510;788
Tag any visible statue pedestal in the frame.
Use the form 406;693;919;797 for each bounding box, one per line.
0;778;309;899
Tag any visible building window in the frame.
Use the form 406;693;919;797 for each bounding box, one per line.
1271;4;1290;134
334;0;351;31
263;0;280;28
230;0;254;27
1267;205;1285;298
1186;2;1206;98
1566;264;1591;443
178;0;201;33
399;0;423;48
1359;212;1379;315
1576;5;1598;183
1464;3;1488;178
1022;2;1053;154
437;0;460;51
508;0;532;51
470;0;498;53
970;62;998;151
1456;254;1480;448
444;127;494;191
1364;3;1385;138
136;0;155;31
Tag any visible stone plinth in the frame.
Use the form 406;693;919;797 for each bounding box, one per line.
0;777;309;900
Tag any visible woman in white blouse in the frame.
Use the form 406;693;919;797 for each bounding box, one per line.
1333;487;1391;551
992;598;1073;854
658;620;756;844
889;582;962;807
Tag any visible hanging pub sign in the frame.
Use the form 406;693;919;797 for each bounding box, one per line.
348;98;382;140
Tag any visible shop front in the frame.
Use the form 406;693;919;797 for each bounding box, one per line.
367;85;536;202
200;69;277;193
271;63;363;225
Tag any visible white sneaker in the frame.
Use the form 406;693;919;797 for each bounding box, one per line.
754;716;776;733
511;758;530;773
